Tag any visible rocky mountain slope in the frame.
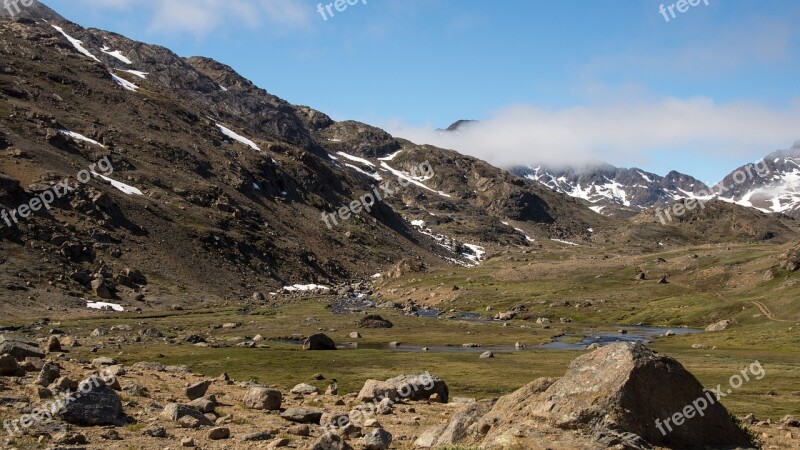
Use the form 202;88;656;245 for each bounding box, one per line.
718;143;800;216
0;2;601;315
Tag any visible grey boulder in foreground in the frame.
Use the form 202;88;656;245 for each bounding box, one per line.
417;342;753;449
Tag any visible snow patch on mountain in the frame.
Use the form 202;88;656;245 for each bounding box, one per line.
101;46;132;64
59;129;105;148
51;25;100;62
217;124;260;151
111;73;138;92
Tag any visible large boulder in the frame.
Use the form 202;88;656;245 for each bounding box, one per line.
60;379;125;426
422;343;754;449
185;380;212;400
0;335;45;361
0;354;19;376
363;428;392;450
243;387;282;410
357;373;448;403
705;320;733;332
385;258;426;278
290;383;320;395
162;403;214;426
281;407;324;424
414;399;496;448
303;333;337;350
358;315;393;329
312;432;354;450
783;243;800;271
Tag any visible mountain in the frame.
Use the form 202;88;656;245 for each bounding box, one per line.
441;120;800;219
511;144;800;219
437;119;478;133
715;143;800;216
509;163;709;217
0;3;599;312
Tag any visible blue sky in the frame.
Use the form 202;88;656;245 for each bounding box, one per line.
43;0;800;183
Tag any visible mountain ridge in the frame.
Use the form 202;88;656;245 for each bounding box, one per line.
443;119;800;218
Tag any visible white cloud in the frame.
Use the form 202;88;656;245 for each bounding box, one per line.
388;98;800;172
64;0;311;36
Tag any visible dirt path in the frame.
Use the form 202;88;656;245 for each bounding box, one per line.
752;300;790;322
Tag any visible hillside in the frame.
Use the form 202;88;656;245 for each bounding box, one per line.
0;3;601;317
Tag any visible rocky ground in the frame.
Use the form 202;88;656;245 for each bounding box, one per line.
0;328;798;450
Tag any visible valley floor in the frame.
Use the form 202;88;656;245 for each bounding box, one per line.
2;241;800;448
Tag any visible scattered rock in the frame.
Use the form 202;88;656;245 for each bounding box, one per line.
267;438;291;448
91;278;115;299
358;315;393;329
479;351;494;359
36;362;60;386
162;403;215;427
363;428;392;450
100;429;122;440
208;427;230;440
0;336;45;361
54;432;88;445
46;336;62;352
0;354;19;376
349;332;362;339
303;333;337;350
287;424;311;436
320;411;351;429
290;383;320;395
312;432;354;450
185;380;212;400
705;320;733;332
281;407;324;424
326;381;339;395
143;426;167;438
60;379;125;426
241;431;275;441
243;387;282;410
187;395;217;413
357;373;448;403
416;399;495;448
494;311;516;321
